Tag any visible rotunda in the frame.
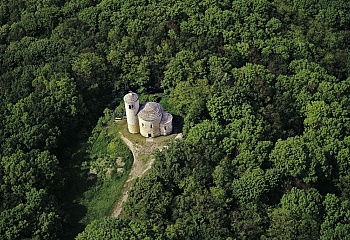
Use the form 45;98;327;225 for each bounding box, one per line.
123;92;173;138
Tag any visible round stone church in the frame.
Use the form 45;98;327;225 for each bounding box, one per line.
123;92;173;138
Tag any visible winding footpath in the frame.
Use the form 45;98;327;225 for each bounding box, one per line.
110;132;155;217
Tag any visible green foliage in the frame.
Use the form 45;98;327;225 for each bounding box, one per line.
0;0;349;238
185;120;225;147
79;118;133;223
304;101;350;142
76;217;153;240
270;135;332;185
0;188;61;240
182;97;209;136
78;174;129;225
266;187;322;240
232;168;270;204
1;150;59;196
320;194;350;239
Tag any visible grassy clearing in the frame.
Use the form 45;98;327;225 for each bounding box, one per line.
79;118;178;221
62;98;183;238
65;106;181;234
78;173;128;224
119;119;177;163
77;119;133;225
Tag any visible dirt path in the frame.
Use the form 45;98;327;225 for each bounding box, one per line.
110;133;156;218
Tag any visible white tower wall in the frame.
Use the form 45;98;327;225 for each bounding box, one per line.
124;93;140;134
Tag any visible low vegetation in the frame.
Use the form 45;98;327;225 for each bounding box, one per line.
78;117;133;224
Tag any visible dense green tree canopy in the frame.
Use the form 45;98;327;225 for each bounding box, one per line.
0;0;349;239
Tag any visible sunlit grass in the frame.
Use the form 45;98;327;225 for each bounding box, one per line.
77;120;133;225
75;117;179;225
78;173;129;224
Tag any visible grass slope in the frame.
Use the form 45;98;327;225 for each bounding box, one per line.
78;120;133;224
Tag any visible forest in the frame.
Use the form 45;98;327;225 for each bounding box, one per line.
0;0;350;239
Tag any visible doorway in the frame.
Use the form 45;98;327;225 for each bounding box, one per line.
148;133;151;138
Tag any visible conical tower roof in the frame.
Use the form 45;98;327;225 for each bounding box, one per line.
123;92;139;103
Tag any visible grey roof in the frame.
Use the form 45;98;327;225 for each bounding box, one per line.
160;112;173;125
124;92;139;103
138;102;164;121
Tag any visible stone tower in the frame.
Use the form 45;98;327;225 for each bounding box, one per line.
138;102;163;138
123;92;140;133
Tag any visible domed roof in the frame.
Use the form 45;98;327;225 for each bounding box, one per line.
124;92;139;103
138;102;164;121
160;112;173;125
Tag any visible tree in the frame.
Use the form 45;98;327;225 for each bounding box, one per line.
320;194;350;240
162;50;203;91
3;73;81;152
303;101;350;143
221;104;266;158
232;168;268;204
72;52;108;91
270;135;331;185
76;217;153;240
266;187;322;240
185;120;225;148
0;188;61;240
123;173;173;226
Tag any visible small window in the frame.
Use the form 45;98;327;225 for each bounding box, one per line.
142;123;144;127
129;105;132;109
150;124;153;128
148;133;152;138
164;126;167;130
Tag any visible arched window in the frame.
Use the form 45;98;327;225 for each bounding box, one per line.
150;124;153;128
